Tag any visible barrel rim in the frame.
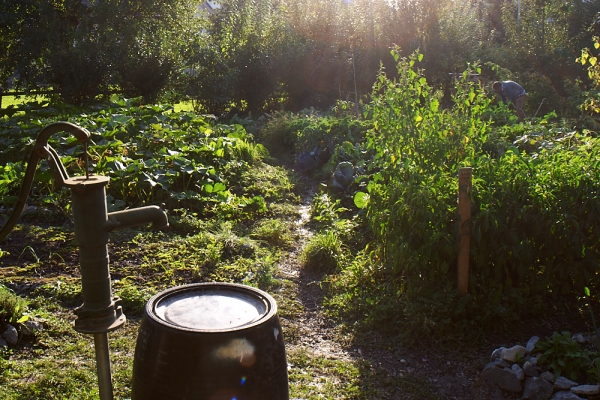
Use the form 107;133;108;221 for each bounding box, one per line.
145;282;278;333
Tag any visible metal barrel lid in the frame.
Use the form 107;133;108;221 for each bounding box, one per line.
148;283;277;333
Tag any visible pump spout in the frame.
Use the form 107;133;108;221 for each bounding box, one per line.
106;206;169;232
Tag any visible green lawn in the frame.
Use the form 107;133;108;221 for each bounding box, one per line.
0;92;194;113
173;100;194;112
1;93;49;108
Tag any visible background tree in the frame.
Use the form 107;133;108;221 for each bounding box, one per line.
0;0;200;104
485;0;600;116
2;0;599;114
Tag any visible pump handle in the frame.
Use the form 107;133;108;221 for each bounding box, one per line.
0;122;90;242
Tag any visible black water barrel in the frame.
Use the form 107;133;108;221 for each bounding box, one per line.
131;282;289;400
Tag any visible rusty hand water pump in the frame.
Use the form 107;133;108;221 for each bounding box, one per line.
0;122;289;400
0;122;169;399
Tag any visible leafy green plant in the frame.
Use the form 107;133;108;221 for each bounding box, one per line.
0;101;280;221
114;280;154;316
259;110;369;170
310;193;349;228
0;285;28;326
533;332;593;381
0;163;25;206
582;286;600;383
364;49;489;284
576;36;600;129
471;129;600;296
353;191;369;209
329;162;355;193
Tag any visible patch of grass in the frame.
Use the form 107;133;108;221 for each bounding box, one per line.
300;230;346;273
251;218;295;249
32;279;82;306
113;279;155;316
273;280;304;320
165;211;216;235
244;249;280;290
230;139;269;164
236;163;300;204
325;250;555;347
268;202;301;219
287;348;441;399
109;221;284;289
0;305;139;400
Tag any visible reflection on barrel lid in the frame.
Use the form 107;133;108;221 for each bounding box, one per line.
154;289;268;330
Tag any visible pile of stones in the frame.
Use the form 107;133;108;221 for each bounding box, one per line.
0;319;43;347
481;336;599;400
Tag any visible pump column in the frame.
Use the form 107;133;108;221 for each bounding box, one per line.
65;175;125;400
65;175;125;333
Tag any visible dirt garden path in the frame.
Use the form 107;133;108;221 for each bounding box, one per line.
273;186;521;399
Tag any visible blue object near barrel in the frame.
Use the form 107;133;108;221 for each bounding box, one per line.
131;282;289;399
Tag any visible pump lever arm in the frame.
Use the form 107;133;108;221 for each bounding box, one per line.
33;121;90;149
0;122;91;242
45;144;71;188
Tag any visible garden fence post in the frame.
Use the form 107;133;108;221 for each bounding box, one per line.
457;167;472;296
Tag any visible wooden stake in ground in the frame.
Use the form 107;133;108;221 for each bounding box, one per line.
457;167;472;296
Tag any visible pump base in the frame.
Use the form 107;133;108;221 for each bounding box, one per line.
73;297;126;334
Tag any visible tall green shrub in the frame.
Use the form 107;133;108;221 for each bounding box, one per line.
471;133;600;296
364;47;600;300
365;48;490;284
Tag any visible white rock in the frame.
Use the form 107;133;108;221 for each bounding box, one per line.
511;363;525;380
500;345;528;363
526;336;539;353
571;384;600;395
554;376;578;390
493;358;510;368
529;356;538;365
523;377;554;400
550;389;585;399
481;362;523;393
540;371;555;382
491;347;505;361
572;333;586;344
523;361;539;377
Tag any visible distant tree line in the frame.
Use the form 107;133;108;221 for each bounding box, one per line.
1;0;200;104
1;0;599;116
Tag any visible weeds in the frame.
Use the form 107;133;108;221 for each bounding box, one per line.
533;332;594;381
0;285;28;326
250;218;295;249
301;231;346;273
33;279;82;306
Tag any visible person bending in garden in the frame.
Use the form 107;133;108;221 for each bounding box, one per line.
492;80;527;122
